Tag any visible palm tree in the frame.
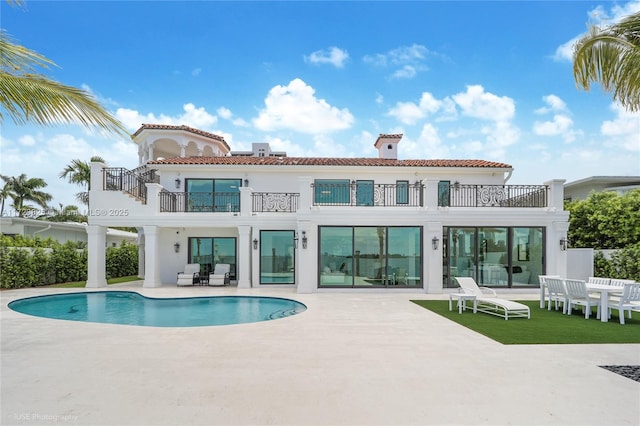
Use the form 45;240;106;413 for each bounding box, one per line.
573;11;640;111
38;203;86;223
0;29;130;137
0;174;16;216
6;174;53;217
59;156;106;205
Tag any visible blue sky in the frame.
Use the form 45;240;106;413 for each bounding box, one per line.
2;0;639;212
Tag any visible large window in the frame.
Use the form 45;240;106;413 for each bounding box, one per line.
188;237;237;280
444;227;544;288
259;230;295;284
396;180;409;205
314;179;350;205
319;226;422;288
186;179;241;212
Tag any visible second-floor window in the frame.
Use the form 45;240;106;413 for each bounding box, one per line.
186;178;241;212
314;179;350;204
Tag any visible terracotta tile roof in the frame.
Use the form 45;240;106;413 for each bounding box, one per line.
132;124;230;151
149;156;512;168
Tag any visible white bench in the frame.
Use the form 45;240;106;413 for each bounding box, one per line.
474;298;530;320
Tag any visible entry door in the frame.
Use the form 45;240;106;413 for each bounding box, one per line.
356;180;374;206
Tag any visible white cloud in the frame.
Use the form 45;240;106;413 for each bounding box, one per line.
18;135;36;146
452;85;515;122
363;44;432;79
216;107;249;127
533;115;577;142
253;78;354;134
305;47;349;68
387;92;444;125
191;68;202;77
116;103;218;131
554;0;640;62
600;103;640;151
535;94;568;114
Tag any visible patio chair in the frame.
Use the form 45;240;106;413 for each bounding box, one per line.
564;278;601;319
209;263;231;286
608;283;640;325
538;275;560;309
177;263;200;286
587;277;611;286
545;277;568;314
455;277;530;320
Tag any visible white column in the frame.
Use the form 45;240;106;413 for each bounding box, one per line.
239;187;252;217
424;179;439;210
425;221;443;293
90;161;105;192
143;226;161;288
298;176;313;213
179;144;186;158
548;221;570;278
86;225;107;288
545;179;566;211
237;225;252;288
296;221;315;293
137;230;145;279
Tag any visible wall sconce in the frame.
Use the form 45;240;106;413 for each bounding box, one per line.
453;181;460;191
244;178;249;187
253;238;258;250
175;178;181;189
432;236;440;250
301;231;308;249
174;242;180;253
560;237;568;251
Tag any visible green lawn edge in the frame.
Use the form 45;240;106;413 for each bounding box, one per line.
411;300;640;345
47;275;140;288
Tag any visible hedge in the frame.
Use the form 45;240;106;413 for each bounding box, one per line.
0;238;138;289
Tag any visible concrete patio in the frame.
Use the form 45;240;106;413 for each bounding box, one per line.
2;282;639;425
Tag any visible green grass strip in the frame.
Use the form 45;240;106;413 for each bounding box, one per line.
47;275;140;288
411;300;640;344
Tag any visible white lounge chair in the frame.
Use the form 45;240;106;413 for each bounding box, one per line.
608;283;640;325
455;277;530;320
177;263;200;286
587;277;611;286
564;278;601;319
209;263;231;286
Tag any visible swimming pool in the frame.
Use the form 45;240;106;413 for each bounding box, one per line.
8;291;307;327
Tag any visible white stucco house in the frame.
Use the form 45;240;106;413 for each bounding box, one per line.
86;124;570;293
1;217;138;247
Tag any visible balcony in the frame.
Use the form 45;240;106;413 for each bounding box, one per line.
441;184;549;208
311;182;423;207
159;191;241;213
252;192;299;212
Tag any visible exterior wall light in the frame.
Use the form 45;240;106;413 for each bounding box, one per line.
253;238;258;250
432;236;440;250
174;242;180;253
560;237;568;251
301;231;308;249
244;178;249;187
175;178;181;189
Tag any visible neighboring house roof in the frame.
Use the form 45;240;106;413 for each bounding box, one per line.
148;156;512;168
564;176;640;188
132;124;231;151
0;217;138;239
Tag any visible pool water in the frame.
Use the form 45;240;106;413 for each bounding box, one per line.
8;291;307;327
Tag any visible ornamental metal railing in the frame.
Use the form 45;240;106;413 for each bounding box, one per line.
102;167;149;203
310;182;423;207
442;184;548;207
252;192;299;212
159;191;240;213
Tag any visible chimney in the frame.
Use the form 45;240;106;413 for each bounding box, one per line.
374;134;402;159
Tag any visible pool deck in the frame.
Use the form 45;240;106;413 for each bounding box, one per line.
2;282;639;426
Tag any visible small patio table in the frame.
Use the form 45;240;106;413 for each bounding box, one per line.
449;293;476;314
586;283;624;323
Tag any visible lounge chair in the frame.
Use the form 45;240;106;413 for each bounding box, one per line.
209;263;231;286
564;278;601;319
177;263;200;286
455;277;530;320
608;283;640;325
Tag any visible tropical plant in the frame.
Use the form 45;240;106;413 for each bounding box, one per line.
0;13;129;136
573;11;640;111
59;156;106;205
0;174;16;216
37;203;86;223
3;173;52;217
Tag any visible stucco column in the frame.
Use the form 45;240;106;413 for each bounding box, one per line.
86;225;107;288
424;179;439;210
295;221;314;293
545;179;566;211
425;221;443;293
237;225;252;288
137;230;145;279
239;187;252;217
298;176;313;213
143;226;161;288
90;161;105;192
548;221;570;279
148;145;154;162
